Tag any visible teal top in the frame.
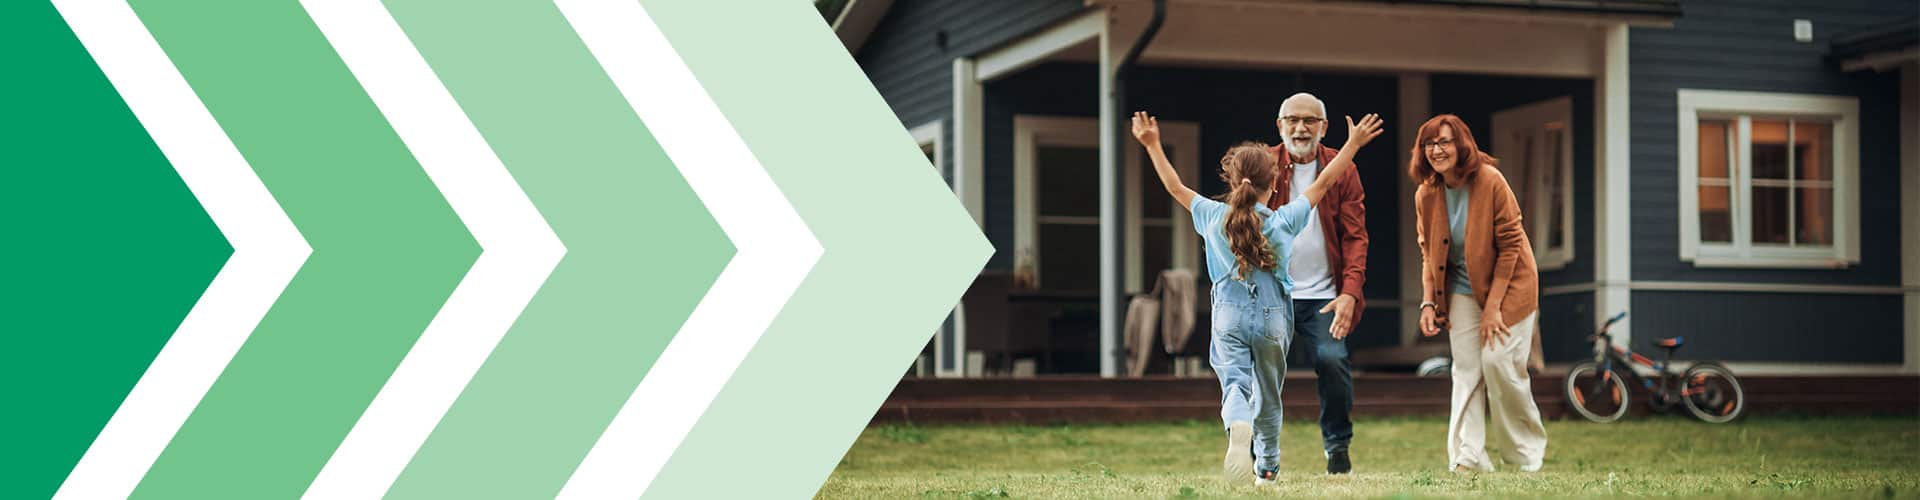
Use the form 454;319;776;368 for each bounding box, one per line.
1445;185;1473;295
1190;196;1315;290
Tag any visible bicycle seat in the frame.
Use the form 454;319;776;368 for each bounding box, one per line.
1654;336;1685;349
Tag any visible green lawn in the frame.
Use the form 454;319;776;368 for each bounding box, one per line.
820;416;1920;498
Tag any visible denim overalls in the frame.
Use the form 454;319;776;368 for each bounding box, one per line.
1209;268;1293;474
1189;194;1314;475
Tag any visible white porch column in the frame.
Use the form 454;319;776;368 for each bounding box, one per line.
1596;24;1633;347
953;59;986;229
1398;73;1429;347
944;58;982;378
1098;13;1120;377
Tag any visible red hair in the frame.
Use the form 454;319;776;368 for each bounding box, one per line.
1407;114;1497;185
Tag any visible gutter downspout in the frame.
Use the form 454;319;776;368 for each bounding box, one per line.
1107;0;1164;376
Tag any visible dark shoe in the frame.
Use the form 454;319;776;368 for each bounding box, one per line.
1327;451;1351;474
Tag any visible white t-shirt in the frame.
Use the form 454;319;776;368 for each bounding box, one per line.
1286;159;1338;299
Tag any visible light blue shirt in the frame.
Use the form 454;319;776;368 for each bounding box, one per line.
1190;196;1315;290
1445;185;1473;295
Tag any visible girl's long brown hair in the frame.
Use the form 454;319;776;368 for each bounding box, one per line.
1218;142;1279;280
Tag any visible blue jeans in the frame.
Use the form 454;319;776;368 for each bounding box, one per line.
1292;298;1354;454
1208;272;1292;474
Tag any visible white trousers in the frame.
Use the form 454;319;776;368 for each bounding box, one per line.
1445;293;1548;471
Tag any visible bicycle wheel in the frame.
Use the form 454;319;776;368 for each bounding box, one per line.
1565;360;1629;423
1681;362;1744;423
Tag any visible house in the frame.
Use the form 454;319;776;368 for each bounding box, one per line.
831;0;1919;378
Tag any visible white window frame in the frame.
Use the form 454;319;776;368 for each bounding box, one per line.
910;120;945;184
1677;89;1861;268
1492;96;1577;271
912;120;962;377
1014;115;1199;292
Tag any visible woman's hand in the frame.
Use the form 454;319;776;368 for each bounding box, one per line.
1131;111;1161;147
1345;113;1384;149
1480;309;1511;349
1420;306;1442;337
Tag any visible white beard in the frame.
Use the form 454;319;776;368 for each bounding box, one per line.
1286;136;1321;162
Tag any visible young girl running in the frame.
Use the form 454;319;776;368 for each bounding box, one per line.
1132;110;1382;485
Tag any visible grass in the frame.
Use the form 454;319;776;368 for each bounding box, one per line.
819;416;1920;498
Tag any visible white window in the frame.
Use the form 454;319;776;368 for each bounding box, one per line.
1492;96;1576;271
1678;90;1860;268
1013;115;1199;293
910;120;945;184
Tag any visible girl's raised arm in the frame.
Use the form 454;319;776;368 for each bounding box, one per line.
1132;111;1197;211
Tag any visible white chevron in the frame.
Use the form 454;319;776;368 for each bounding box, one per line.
553;0;822;497
297;0;567;498
50;1;312;498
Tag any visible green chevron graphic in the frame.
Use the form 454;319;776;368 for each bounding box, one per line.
123;0;478;497
0;3;230;499
7;1;988;497
378;0;731;498
637;0;992;497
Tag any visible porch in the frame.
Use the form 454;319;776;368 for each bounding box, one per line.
920;0;1664;378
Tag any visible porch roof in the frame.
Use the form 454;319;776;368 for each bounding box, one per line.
1087;0;1682;28
1828;15;1919;72
1338;0;1680;18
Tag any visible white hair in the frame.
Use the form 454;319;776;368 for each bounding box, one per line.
1278;93;1328;162
1278;92;1326;119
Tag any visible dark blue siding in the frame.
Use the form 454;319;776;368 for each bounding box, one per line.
1632;291;1904;363
1621;0;1913;364
854;0;1084;189
1539;291;1599;363
1628;0;1915;285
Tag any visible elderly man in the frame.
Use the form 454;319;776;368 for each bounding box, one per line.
1265;92;1369;475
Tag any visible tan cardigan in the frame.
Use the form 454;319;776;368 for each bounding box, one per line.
1415;165;1538;327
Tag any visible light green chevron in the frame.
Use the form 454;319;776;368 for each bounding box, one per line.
379;0;731;498
638;0;993;497
124;0;478;497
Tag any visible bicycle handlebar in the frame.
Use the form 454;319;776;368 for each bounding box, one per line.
1604;310;1628;327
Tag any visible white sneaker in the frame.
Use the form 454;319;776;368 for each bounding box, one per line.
1254;470;1278;486
1223;421;1255;485
1501;454;1543;472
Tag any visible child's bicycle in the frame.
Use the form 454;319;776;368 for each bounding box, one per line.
1563;311;1746;423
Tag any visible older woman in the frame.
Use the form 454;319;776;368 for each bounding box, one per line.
1410;114;1547;473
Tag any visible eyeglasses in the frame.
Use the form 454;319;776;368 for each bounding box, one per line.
1279;115;1325;127
1422;138;1456;150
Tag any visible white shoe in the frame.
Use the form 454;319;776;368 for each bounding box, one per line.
1501;454;1543;472
1223;421;1255;485
1254;470;1278;486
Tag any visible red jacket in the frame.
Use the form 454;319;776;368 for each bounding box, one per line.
1265;144;1370;322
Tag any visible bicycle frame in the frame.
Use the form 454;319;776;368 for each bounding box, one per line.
1586;311;1676;394
1588;312;1718;400
1590;332;1670;394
